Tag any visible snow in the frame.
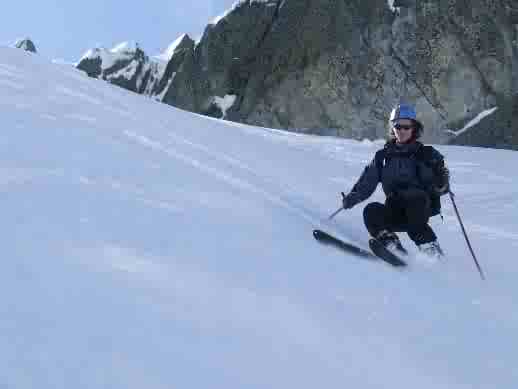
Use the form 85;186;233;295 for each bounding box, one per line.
110;59;139;81
155;34;187;62
387;0;401;13
157;72;176;101
79;42;138;72
213;94;237;118
79;40;172;90
136;62;150;91
210;0;277;25
210;8;233;25
79;48;118;71
110;41;138;53
1;45;518;389
52;58;79;67
447;107;499;136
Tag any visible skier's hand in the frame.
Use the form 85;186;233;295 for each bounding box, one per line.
434;182;449;195
341;192;353;209
433;164;450;195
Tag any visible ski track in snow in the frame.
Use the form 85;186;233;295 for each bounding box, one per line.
56;85;103;105
123;130;322;227
0;167;60;187
0;78;24;90
63;113;97;122
0;63;25;78
163;130;325;219
40;113;58;121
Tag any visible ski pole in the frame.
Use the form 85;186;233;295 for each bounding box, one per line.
448;190;486;280
328;192;347;220
328;206;344;220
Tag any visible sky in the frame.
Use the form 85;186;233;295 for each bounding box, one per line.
1;0;237;61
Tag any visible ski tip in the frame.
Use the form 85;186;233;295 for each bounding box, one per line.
313;229;327;240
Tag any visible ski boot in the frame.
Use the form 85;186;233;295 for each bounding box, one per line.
376;230;408;256
418;241;444;259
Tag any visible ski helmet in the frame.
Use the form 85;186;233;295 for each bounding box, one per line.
389;103;423;138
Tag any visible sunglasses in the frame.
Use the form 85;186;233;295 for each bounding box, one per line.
393;123;415;131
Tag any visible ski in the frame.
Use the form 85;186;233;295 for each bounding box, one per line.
368;238;407;267
313;229;375;259
313;229;407;267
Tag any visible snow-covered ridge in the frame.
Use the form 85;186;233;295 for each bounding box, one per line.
155;34;188;62
110;41;139;53
75;33;196;105
76;40;174;98
79;41;141;71
210;0;278;25
79;48;128;72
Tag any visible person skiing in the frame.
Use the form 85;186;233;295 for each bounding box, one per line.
341;103;450;257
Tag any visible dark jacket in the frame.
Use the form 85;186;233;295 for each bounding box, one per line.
345;140;449;211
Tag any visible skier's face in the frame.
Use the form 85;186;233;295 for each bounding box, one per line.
393;119;415;143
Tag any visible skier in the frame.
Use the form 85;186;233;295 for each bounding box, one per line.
341;103;450;257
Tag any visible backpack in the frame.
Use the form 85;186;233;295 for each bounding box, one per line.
375;144;442;217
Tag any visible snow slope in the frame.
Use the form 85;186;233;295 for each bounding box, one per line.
1;46;518;389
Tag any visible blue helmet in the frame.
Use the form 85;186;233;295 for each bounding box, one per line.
390;103;418;121
389;103;423;137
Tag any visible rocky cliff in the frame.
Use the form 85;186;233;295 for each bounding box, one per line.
76;0;518;148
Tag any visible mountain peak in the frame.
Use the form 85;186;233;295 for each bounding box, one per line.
155;34;193;62
13;38;37;53
110;41;140;54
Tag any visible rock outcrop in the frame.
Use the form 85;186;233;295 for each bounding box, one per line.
77;42;161;97
76;0;518;148
13;38;37;53
76;36;197;102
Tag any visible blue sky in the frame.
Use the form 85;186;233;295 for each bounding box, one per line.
1;0;237;61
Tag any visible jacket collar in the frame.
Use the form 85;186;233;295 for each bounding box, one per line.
384;140;422;155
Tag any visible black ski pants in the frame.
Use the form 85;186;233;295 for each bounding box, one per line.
363;188;437;245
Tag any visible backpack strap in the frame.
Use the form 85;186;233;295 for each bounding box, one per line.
414;145;435;166
374;149;386;181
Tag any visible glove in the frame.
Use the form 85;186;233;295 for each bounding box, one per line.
341;192;353;209
433;165;450;195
